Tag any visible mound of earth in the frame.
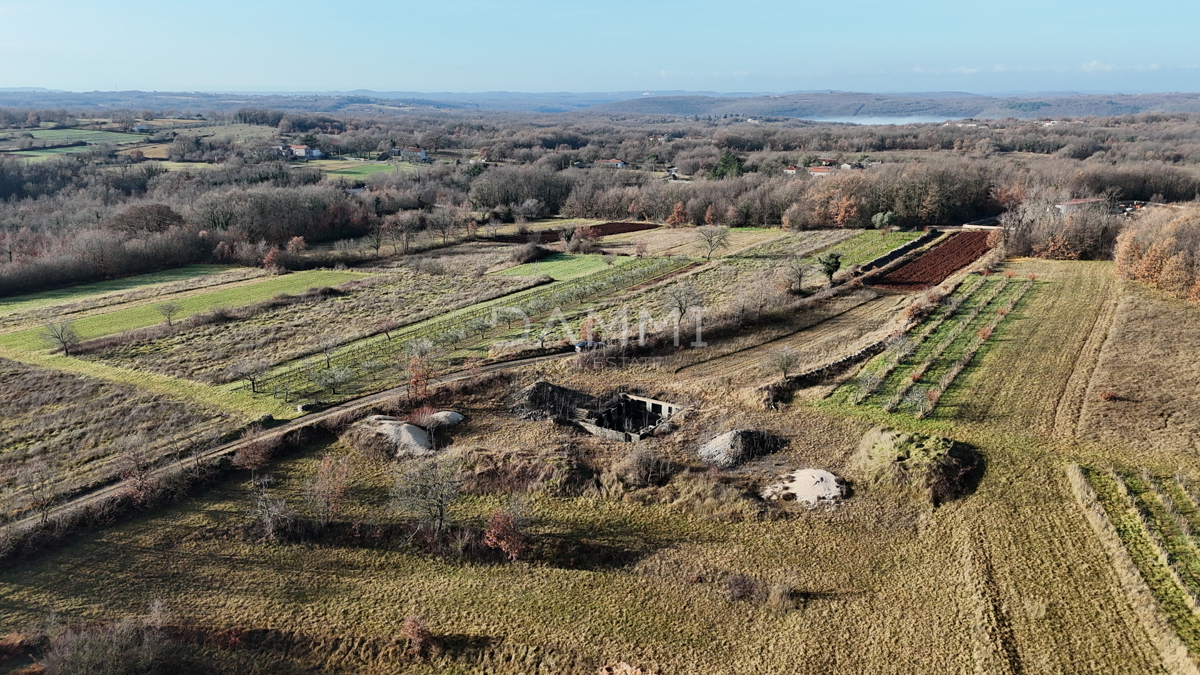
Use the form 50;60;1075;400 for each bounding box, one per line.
761;469;846;505
852;427;980;504
429;410;465;427
355;415;433;458
698;430;786;468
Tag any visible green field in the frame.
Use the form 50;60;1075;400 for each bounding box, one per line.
814;229;923;267
0;128;144;149
0;265;233;317
0;269;369;351
493;253;633;280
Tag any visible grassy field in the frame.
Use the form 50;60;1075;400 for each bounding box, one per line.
0;358;239;519
493;253;632;280
0;128;143;149
0;265;233;318
91;268;536;384
601;226;782;258
0;270;368;351
309;160;418;177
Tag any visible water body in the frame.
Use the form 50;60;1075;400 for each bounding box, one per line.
805;116;954;125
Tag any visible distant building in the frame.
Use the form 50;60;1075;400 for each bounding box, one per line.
130;125;149;133
287;144;323;159
597;158;627;168
392;147;428;162
807;166;834;177
816;157;838;166
784;166;798;175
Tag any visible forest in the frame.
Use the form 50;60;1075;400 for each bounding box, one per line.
3;106;1200;295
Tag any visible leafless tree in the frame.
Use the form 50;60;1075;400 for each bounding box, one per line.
661;283;705;322
41;320;80;356
783;256;807;294
695;225;731;260
391;456;463;534
769;347;800;379
303;453;351;527
231;358;268;393
19;460;57;525
156;301;182;327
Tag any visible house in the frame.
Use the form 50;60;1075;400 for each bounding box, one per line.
1054;197;1106;213
597;158;627;168
288;144;323;159
392;147;428;162
816;157;838;166
783;166;798;175
130;125;149;133
807;166;834;177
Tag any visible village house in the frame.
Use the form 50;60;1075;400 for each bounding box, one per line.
597;158;627;168
391;147;428;162
284;144;323;159
784;166;798;175
808;166;834;177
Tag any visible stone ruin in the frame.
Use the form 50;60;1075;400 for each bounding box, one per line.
513;381;684;442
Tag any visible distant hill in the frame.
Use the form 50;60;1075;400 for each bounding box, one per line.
2;89;1200;120
584;91;1200;120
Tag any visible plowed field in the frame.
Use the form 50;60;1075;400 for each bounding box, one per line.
874;231;991;290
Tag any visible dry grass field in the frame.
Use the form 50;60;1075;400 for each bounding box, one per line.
0;358;237;518
7;234;1200;673
1076;284;1200;455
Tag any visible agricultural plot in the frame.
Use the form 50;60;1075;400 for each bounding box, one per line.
315;160;412;177
841;272;1035;418
493;253;632;280
1073;464;1200;658
675;290;906;388
0;269;367;352
735;228;922;270
0;358;236;520
0;264;237;319
1077;283;1200;454
0;128;143;150
91;268;537;384
874;231;991;290
601;226;781;257
253;256;692;398
937;260;1117;434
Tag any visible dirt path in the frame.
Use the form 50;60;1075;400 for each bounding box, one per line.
676;292;908;388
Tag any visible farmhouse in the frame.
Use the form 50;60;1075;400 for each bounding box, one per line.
598;158;627;168
808;166;834;177
286;144;324;159
784;166;798;175
392;147;428;162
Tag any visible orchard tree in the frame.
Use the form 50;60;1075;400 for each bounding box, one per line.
695;226;731;261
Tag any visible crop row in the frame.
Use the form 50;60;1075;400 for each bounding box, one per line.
251;255;692;398
1083;466;1200;650
879;275;1014;412
852;274;986;404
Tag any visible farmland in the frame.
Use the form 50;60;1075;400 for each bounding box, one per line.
0;269;367;351
0;128;143;150
0;264;234;318
0;358;237;519
2;224;1200;674
874;231;992;290
493;252;632;280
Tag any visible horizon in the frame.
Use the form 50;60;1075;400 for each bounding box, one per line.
3;0;1199;93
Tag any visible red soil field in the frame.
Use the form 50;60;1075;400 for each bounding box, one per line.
493;221;659;244
873;231;991;290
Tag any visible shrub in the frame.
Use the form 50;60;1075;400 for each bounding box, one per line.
510;242;552;264
611;447;672;488
726;574;765;602
231;426;278;471
400;615;442;660
483;508;526;561
39;617;205;675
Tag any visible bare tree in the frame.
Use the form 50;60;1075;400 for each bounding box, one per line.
312;367;354;395
695;225;731;260
41;320;80;356
303;453;351;527
231;358;268;393
783;256;808;295
427;210;457;246
391;456;463;534
19;460;58;525
769;347;800;379
661;283;705;321
366;221;386;255
156;301;182;327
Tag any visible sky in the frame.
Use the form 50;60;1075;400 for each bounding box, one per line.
2;0;1199;94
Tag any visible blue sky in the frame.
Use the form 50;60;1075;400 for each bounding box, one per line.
2;0;1198;94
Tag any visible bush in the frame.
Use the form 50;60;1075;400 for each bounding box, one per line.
510;242;552;264
726;574;765;601
39;618;206;675
400;615;442;660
